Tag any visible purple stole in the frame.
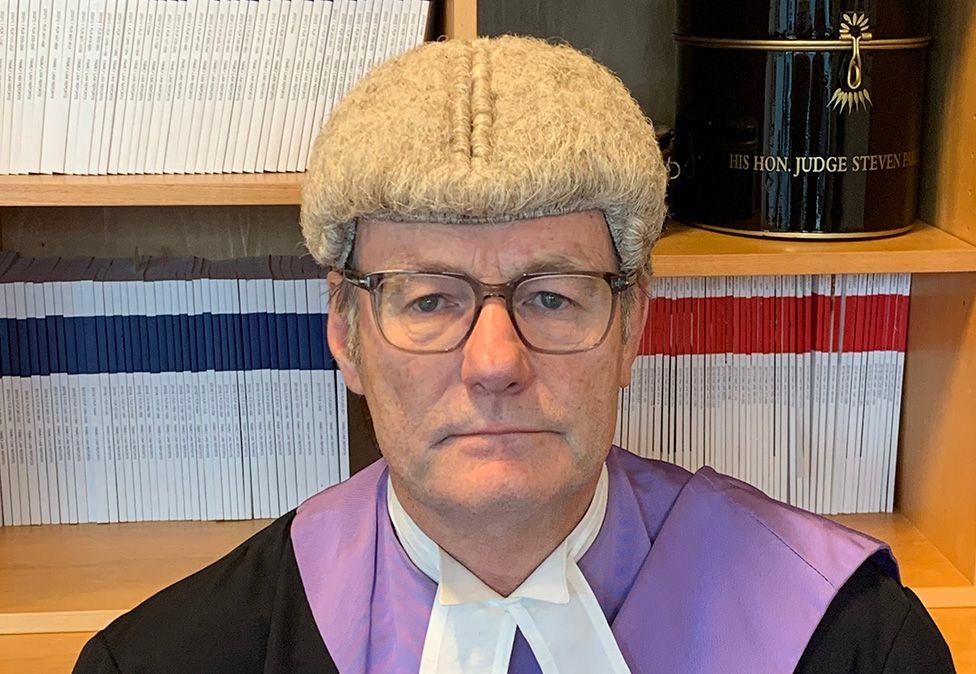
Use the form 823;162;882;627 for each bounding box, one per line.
292;448;897;673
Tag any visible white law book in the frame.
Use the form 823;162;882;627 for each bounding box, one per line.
148;0;187;173
884;275;910;512
237;276;259;517
862;275;887;512
171;276;192;520
161;0;194;173
323;0;354;120
87;0;118;174
196;0;231;173
393;0;411;57
10;276;34;523
68;278;103;522
254;0;289;172
305;0;343;164
295;0;333;170
278;0;314;171
338;0;365;100
8;0;34;174
264;0;302;171
368;0;391;70
188;271;208;519
349;0;374;91
113;280;134;521
72;0;106;174
249;276;276;517
0;0;18;174
106;0;137;174
271;266;298;510
357;0;380;81
224;0;257;172
220;274;247;518
117;0;153;174
27;275;54;523
39;0;70;173
19;272;47;523
336;369;349;480
130;276;151;519
200;273;224;519
2;282;25;524
407;0;422;49
95;0;128;174
96;274;121;521
230;0;264;172
45;279;69;524
0;278;16;524
209;0;245;173
28;0;52;173
288;273;313;501
184;0;218;174
136;0;170;173
241;0;277;172
166;0;203;173
60;272;87;522
103;281;128;522
259;273;285;514
305;276;335;491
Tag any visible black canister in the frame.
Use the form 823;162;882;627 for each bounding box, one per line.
670;1;930;239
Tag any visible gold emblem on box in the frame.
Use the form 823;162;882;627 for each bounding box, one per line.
829;13;874;113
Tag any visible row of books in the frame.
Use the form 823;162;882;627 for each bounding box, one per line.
0;0;431;175
616;274;910;516
0;253;348;526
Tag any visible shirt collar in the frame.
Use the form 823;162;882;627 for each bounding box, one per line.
387;463;609;606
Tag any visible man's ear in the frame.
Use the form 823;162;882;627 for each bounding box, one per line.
618;283;649;388
326;270;365;395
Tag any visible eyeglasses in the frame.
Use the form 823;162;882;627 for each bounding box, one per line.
341;269;635;354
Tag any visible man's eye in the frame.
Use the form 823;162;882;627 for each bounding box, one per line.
530;291;571;310
410;295;446;313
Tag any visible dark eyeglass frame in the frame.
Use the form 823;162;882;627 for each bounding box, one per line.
340;268;636;355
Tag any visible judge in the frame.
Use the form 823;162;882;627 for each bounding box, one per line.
75;36;953;673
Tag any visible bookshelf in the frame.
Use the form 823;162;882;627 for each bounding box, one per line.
0;1;973;668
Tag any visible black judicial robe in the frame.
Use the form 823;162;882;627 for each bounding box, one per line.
73;511;954;673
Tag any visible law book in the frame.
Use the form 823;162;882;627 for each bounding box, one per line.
278;0;314;172
263;0;301;172
87;0;116;174
295;0;333;171
209;0;245;173
340;0;366;98
1;266;24;524
254;0;288;172
116;0;150;173
242;0;278;172
106;0;137;173
224;0;256;173
28;0;52;173
100;273;127;521
44;266;71;522
323;0;354;122
148;0;186;173
94;0;128;174
303;0;342;169
336;367;349;481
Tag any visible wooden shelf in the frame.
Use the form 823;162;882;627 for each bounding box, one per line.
653;222;976;277
0;173;303;207
0;510;972;636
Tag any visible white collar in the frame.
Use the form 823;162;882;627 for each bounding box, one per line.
387;465;631;674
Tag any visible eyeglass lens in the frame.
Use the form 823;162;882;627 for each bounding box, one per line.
373;273;614;353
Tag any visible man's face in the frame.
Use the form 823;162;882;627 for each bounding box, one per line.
327;210;646;515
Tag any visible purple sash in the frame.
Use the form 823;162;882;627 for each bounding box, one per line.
292;448;896;673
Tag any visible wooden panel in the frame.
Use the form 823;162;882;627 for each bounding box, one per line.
0;206;303;259
897;273;976;584
930;608;976;673
0;520;269;618
0;632;93;674
444;0;477;39
478;0;676;126
829;512;973;590
0;173;302;207
652;222;976;277
919;1;976;246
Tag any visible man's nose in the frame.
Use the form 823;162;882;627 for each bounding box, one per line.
460;298;534;395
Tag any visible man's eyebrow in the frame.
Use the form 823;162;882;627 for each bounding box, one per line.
381;254;601;275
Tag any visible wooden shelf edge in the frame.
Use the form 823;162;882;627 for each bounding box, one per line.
0;610;122;636
0;173;304;206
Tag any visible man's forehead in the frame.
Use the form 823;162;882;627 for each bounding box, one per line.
353;211;618;274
